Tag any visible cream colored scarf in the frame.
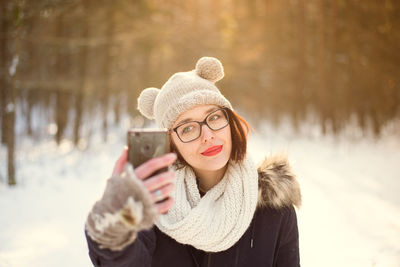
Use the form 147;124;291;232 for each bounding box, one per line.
155;156;259;252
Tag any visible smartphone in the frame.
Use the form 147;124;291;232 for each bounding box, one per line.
127;128;170;176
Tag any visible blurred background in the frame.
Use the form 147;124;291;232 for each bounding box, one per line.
1;0;399;185
0;0;399;266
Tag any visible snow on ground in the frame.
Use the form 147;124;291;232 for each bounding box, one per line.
0;119;399;267
249;121;400;267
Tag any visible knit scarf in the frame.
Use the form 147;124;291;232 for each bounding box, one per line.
155;156;259;252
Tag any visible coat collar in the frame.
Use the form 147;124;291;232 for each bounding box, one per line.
257;154;301;209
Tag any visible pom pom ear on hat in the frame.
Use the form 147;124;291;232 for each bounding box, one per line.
195;57;224;83
137;87;160;119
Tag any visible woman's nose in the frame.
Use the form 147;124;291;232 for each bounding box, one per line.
201;124;215;143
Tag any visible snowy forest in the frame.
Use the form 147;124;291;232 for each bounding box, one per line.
0;0;399;266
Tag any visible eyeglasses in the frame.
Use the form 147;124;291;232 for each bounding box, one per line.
171;108;229;143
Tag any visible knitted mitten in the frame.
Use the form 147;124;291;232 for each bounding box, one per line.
85;165;157;251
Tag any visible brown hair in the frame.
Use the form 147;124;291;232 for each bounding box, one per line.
170;108;251;166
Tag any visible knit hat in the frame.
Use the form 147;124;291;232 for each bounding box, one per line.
137;57;233;129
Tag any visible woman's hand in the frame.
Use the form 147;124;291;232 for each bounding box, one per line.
112;147;177;214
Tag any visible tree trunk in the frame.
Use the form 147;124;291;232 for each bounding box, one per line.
55;90;69;144
0;2;7;145
101;5;116;142
1;1;16;185
6;98;16;186
26;89;34;136
54;13;70;144
73;2;89;146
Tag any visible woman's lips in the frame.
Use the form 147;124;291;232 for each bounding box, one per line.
201;145;223;156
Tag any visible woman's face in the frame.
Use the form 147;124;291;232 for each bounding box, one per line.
171;105;232;173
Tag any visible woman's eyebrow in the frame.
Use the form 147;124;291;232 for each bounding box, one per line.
175;107;219;126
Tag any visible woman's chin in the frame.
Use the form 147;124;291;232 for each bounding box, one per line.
197;158;229;172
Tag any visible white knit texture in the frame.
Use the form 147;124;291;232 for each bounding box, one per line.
155;156;259;252
137;57;232;129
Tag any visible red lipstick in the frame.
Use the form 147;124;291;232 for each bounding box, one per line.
201;145;223;156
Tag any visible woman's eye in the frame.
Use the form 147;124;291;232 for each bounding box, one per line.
209;114;220;121
181;125;194;134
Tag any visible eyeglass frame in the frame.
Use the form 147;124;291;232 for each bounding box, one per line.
170;107;230;143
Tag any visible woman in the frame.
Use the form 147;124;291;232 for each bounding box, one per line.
85;57;302;267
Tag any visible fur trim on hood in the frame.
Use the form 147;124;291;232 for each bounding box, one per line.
257;154;302;209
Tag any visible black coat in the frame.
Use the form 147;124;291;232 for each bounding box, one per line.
85;155;302;267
